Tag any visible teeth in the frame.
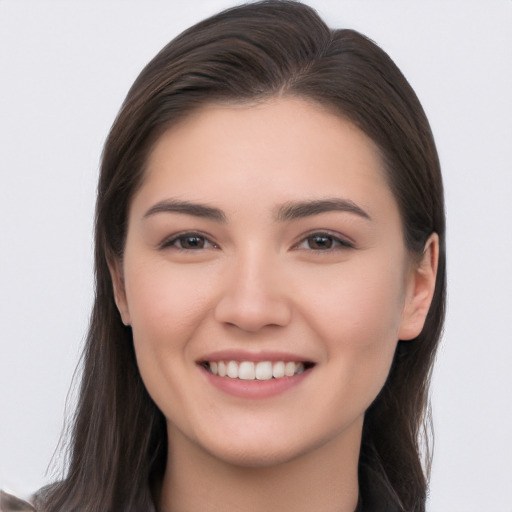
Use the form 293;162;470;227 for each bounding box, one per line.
227;361;238;378
239;361;255;380
272;361;285;378
255;361;272;380
284;361;296;377
206;360;306;380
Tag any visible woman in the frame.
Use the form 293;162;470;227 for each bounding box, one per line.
30;1;445;511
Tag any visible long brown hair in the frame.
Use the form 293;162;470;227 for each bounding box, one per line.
37;2;445;511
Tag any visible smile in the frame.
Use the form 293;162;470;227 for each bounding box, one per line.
203;360;310;381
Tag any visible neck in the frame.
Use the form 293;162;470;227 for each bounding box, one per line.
159;419;362;512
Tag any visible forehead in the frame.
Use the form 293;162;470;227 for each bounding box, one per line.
134;97;397;221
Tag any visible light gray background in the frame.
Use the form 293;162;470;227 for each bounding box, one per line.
1;1;511;510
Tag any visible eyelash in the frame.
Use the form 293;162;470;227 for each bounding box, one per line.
160;232;218;251
294;231;354;251
160;231;354;252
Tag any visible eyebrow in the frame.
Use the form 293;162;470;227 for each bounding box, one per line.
275;198;371;222
143;197;371;224
143;199;227;223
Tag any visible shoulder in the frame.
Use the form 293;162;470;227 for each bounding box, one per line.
358;464;405;512
0;489;36;511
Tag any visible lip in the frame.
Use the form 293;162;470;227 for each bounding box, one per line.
197;349;313;364
199;364;312;399
196;350;315;399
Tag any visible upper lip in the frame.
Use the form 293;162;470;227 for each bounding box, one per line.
197;349;314;363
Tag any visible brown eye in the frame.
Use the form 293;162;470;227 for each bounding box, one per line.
295;232;354;251
179;235;206;249
162;233;216;250
307;234;334;250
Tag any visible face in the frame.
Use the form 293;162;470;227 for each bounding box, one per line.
112;98;436;468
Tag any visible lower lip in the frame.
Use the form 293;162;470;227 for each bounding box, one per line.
200;365;311;399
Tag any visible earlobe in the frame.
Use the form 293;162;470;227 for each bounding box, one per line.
398;233;439;341
107;256;131;326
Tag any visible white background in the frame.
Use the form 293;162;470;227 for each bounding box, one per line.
1;1;511;510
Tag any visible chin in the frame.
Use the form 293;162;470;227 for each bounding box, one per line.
206;441;309;469
193;421;351;470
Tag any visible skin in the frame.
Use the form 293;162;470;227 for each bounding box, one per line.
111;97;438;512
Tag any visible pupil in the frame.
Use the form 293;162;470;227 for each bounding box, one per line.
184;236;203;248
309;235;332;249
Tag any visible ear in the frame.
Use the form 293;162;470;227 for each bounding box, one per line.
107;256;131;326
398;233;439;341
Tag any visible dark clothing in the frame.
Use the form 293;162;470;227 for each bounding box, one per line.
0;489;36;511
1;468;404;512
357;463;404;512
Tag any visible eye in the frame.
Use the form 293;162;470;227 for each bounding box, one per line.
161;232;217;251
295;232;354;251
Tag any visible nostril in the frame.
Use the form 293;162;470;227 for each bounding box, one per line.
214;294;293;333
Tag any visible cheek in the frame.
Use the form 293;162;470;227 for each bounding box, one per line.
295;255;407;404
301;256;407;349
123;262;216;417
123;261;218;398
126;261;213;338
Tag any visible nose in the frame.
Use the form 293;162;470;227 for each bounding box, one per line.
213;250;292;332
